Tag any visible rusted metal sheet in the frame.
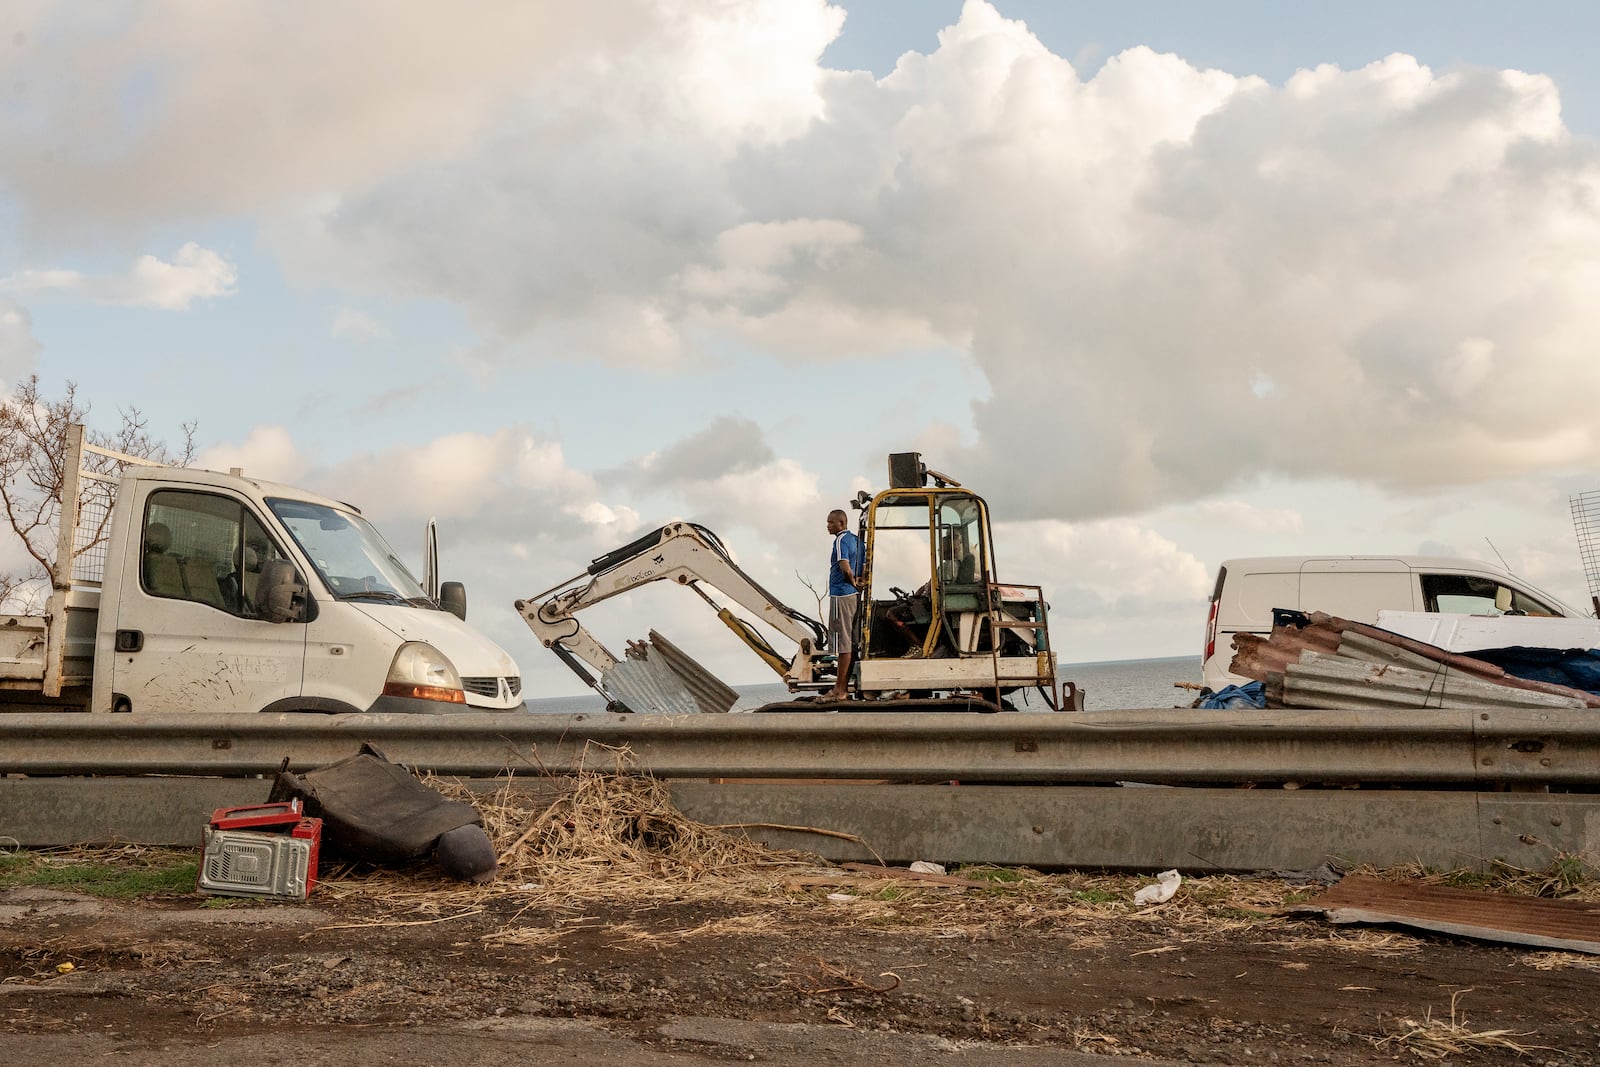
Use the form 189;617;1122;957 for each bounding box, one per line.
1310;874;1600;954
1230;618;1344;684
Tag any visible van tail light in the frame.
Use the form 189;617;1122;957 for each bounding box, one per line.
1204;598;1218;662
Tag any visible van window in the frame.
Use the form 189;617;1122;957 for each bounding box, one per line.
143;490;290;618
1227;571;1298;629
1419;573;1558;616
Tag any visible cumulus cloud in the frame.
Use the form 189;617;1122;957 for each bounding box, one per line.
621;416;776;486
1000;518;1212;618
251;2;1600;519
1;243;236;309
194;425;311;483
0;1;668;231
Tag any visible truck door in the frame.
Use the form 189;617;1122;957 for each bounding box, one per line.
111;488;305;713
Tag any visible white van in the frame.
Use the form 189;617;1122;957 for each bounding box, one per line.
1201;556;1585;692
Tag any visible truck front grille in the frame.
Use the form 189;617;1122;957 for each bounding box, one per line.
462;676;522;700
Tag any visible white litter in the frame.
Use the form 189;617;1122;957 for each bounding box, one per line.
826;892;859;903
1133;869;1181;906
908;861;946;875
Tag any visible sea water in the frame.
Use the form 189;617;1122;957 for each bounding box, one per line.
522;654;1201;714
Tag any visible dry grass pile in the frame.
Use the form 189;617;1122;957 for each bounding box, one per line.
469;749;828;905
1371;855;1600;902
1372;989;1552;1060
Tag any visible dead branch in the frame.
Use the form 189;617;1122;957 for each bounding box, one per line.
784;955;902;995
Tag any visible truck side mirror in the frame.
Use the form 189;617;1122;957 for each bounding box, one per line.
439;581;467;621
257;559;308;624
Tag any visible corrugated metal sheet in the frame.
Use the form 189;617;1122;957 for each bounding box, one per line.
1281;651;1588;711
1312;874;1600;954
646;629;739;714
597;632;740;715
600;653;702;716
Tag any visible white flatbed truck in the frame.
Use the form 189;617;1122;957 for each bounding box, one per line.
1;425;522;714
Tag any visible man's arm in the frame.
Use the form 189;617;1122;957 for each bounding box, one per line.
838;533;861;587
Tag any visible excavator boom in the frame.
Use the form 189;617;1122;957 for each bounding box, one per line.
515;522;828;710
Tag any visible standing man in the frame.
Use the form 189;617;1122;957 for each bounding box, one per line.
824;508;863;701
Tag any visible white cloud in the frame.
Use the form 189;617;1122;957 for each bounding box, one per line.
0;301;41;384
2;243;236;309
1189;501;1304;535
194;425;311;484
244;1;1600;519
1000;518;1211;616
0;2;666;231
331;308;388;342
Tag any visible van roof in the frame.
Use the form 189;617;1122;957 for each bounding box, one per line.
1217;555;1511;574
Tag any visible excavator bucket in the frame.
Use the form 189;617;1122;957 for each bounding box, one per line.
600;630;740;714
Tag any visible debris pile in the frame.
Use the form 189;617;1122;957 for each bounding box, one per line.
1229;611;1600;710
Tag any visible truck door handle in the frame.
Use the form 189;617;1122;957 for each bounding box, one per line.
114;629;144;653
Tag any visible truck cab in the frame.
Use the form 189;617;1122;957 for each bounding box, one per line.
18;426;523;714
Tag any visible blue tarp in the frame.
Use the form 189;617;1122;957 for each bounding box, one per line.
1198;681;1267;710
1467;646;1600;696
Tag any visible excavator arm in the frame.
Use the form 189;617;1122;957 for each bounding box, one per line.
515;522;828;698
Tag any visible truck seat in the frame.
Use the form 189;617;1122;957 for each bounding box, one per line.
142;523;187;599
181;557;227;609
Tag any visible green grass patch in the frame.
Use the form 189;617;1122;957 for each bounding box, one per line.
1067;887;1121;905
0;849;197;898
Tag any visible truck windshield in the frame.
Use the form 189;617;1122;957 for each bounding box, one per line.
267;498;430;604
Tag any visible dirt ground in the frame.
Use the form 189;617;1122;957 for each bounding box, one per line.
3;867;1599;1066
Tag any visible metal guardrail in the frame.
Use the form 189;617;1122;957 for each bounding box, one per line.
4;777;1599;873
1;706;1596;784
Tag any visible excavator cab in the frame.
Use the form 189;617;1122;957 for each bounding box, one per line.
854;454;1056;707
861;490;989;659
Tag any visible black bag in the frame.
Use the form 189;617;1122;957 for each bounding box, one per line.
270;742;496;883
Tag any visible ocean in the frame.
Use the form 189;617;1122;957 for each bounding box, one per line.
522;654;1201;714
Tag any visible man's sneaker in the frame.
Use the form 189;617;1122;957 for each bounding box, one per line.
902;647;924;659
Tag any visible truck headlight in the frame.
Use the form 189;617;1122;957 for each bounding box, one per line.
383;642;465;704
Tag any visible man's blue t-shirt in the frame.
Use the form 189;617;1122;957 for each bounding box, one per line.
829;530;863;596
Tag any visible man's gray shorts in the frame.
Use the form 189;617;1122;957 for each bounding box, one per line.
828;593;859;655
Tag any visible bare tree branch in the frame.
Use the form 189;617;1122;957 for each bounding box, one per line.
0;376;195;610
796;570;825;621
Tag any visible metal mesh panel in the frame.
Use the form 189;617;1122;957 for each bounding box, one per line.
67;481;119;585
1571;491;1600;599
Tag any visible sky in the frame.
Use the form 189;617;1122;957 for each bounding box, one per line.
4;0;1600;698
